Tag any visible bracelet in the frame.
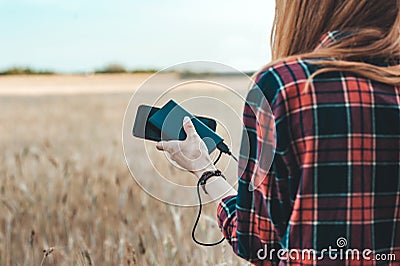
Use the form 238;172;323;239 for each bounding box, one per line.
199;170;225;194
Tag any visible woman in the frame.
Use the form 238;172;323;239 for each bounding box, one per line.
157;0;400;265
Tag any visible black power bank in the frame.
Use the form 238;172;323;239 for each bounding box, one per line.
148;100;224;153
132;104;217;142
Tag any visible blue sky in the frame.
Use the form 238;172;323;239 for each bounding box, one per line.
0;0;275;73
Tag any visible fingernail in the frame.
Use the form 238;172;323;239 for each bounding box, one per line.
183;116;190;124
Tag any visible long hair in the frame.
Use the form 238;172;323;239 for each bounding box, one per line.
269;0;400;86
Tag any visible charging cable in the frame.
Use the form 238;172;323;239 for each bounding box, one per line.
192;141;237;246
217;142;238;162
213;142;238;165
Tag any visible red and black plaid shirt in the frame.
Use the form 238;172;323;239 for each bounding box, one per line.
217;31;400;265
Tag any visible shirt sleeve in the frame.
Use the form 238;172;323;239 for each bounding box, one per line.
217;68;295;265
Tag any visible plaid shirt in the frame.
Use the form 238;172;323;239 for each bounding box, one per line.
217;31;400;265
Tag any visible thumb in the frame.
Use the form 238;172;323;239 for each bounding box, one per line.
156;141;172;152
182;116;197;139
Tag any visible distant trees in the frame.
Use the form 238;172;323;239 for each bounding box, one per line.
0;64;158;75
95;64;127;74
94;64;158;74
0;67;54;75
95;64;158;74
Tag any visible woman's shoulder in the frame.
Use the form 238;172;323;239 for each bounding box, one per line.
253;57;320;89
249;57;319;104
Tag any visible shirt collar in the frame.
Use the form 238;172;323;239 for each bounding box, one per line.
313;31;399;66
314;30;350;51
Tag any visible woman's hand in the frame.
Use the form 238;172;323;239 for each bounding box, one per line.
156;116;216;178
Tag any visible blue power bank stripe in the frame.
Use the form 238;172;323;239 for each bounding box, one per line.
148;100;223;153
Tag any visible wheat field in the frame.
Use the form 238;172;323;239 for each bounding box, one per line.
0;74;249;265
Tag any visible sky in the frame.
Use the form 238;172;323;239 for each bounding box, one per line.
0;0;275;73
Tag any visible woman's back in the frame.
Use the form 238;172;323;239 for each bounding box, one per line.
267;57;399;256
216;31;400;265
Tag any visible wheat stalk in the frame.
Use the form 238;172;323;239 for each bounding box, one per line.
40;247;55;266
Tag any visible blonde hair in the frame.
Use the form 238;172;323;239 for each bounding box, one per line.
267;0;400;86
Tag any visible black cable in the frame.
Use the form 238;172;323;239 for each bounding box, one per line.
217;142;238;162
191;141;238;246
227;151;238;162
213;150;223;164
191;178;225;246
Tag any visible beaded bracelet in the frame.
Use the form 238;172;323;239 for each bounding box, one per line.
198;169;225;194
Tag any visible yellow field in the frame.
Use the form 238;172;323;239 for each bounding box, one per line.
0;74;249;265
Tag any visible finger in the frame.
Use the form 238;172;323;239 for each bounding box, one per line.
156;141;173;152
182;116;197;139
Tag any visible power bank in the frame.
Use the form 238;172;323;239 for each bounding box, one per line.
132;105;217;142
148;100;224;153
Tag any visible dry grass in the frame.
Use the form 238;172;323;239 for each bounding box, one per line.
0;75;247;265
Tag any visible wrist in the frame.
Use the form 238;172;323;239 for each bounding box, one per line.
198;169;225;195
